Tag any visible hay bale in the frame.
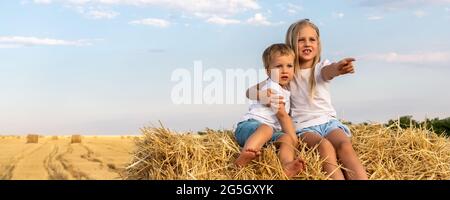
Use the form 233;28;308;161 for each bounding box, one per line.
352;124;450;179
51;136;59;140
125;127;322;180
126;124;450;180
71;135;82;143
26;134;39;143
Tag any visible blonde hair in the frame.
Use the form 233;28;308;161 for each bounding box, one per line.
262;43;295;71
285;19;322;98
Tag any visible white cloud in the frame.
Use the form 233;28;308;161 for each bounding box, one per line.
246;13;281;26
332;12;345;19
358;0;450;10
206;13;284;26
286;3;303;14
413;10;426;18
367;15;384;20
87;9;119;19
66;5;120;20
196;12;280;26
0;44;22;49
129;18;170;28
33;0;52;4
0;36;92;47
34;0;260;18
360;51;450;64
33;0;263;27
206;16;240;25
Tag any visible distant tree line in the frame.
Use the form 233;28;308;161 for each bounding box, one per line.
197;116;450;137
385;116;450;136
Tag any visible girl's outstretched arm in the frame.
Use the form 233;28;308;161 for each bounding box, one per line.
321;58;355;81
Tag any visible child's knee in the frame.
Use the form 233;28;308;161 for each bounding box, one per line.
277;134;295;143
318;139;335;152
336;141;353;153
258;123;272;131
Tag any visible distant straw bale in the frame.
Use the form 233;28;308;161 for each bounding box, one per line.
27;134;39;143
71;135;82;144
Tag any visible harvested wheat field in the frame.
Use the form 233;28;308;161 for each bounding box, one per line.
126;123;450;180
0;135;136;180
2;124;449;180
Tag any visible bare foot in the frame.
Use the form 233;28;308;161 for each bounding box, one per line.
283;158;306;178
235;149;260;167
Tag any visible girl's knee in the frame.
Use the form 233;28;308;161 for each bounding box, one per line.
318;139;335;152
336;141;354;153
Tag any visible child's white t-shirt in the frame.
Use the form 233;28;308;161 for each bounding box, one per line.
289;59;337;130
240;79;290;131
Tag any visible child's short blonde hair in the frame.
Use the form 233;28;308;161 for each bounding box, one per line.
262;43;295;70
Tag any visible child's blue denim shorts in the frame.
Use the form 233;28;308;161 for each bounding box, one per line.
234;119;284;147
296;119;351;138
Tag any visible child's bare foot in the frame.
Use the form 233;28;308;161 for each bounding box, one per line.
235;149;260;167
283;158;306;178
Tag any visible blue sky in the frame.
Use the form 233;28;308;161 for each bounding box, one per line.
1;0;450;135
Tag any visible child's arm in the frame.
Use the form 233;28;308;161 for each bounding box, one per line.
321;58;355;81
246;79;284;106
246;79;268;100
275;103;298;144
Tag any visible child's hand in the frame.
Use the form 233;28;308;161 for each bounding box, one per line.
336;58;355;75
259;89;284;107
273;102;288;117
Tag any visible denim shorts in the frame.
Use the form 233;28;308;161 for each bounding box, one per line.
296;119;351;138
234;119;284;147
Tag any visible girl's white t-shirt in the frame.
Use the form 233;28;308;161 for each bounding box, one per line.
241;79;290;131
289;59;337;130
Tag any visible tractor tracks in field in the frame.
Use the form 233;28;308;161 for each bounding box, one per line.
1;140;128;180
43;145;69;180
55;144;92;180
80;143;103;164
0;142;47;180
85;141;132;154
79;143;124;178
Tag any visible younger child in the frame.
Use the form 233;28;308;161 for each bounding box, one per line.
234;43;305;178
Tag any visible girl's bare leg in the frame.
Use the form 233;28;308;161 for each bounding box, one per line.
325;129;368;180
300;132;345;180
